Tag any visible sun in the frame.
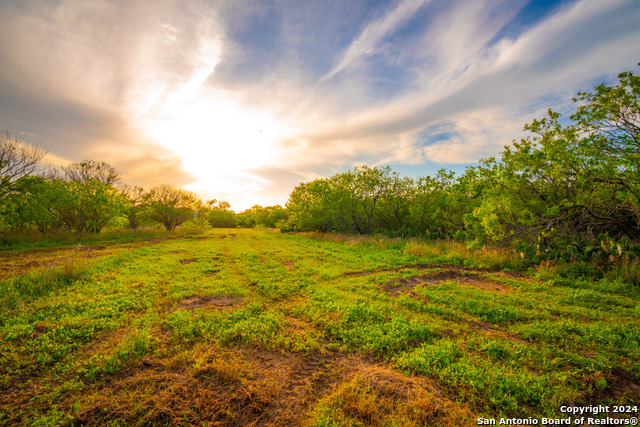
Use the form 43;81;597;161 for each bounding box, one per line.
139;91;292;209
131;41;293;207
143;94;284;175
124;34;302;209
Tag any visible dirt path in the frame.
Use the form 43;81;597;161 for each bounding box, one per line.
0;245;112;280
0;234;224;280
343;263;513;293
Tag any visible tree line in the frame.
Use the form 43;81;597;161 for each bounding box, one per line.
1;66;638;266
280;66;640;265
0;132;285;236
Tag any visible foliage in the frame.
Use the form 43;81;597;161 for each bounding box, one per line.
283;165;472;238
409;169;469;239
285;166;415;234
143;184;202;231
206;199;238;228
123;186;148;230
283;179;336;232
236;204;287;228
1;175;60;232
50;178;129;233
469;66;639;248
1;174;127;234
0;154;204;236
282;65;640;276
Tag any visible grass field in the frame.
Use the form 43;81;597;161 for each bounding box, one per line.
1;228;639;426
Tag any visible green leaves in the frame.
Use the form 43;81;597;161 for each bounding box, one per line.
283;165;469;238
143;184;202;231
468;65;640;250
1;174;128;234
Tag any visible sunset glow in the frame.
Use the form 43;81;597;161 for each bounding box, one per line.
141;91;291;199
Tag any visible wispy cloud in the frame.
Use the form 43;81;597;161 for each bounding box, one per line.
276;0;640;170
320;0;430;82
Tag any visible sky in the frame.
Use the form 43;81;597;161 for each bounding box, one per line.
0;0;639;211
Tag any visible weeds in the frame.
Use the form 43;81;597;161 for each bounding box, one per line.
1;229;639;425
608;257;640;287
0;245;90;314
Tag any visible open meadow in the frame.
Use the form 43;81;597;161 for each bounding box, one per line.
1;228;639;426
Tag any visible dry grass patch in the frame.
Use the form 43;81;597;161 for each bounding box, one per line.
62;343;475;426
309;356;475;426
0;245;101;280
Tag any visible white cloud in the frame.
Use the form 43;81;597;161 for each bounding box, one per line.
320;0;430;81
281;0;640;169
416;0;526;85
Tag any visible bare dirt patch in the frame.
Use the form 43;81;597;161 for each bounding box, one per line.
84;327;130;357
184;235;216;240
578;369;640;405
378;266;525;343
176;295;242;311
382;267;510;295
205;267;221;277
179;258;197;264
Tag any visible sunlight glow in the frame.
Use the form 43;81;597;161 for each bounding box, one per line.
132;38;293;208
144;95;284;175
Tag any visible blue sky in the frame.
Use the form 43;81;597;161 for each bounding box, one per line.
0;0;639;210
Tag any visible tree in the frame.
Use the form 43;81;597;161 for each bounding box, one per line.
207;199;238;228
283;166;405;234
50;178;128;233
264;206;287;228
0;129;47;198
349;166;393;234
1;174;127;234
123;186;147;230
44;160;128;233
407;169;469;239
283;179;337;232
235;204;287;228
144;184;202;231
377;172;414;232
61;159;121;187
468;65;640;246
0;175;60;232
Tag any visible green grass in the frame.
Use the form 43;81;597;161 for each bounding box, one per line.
0;229;638;425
